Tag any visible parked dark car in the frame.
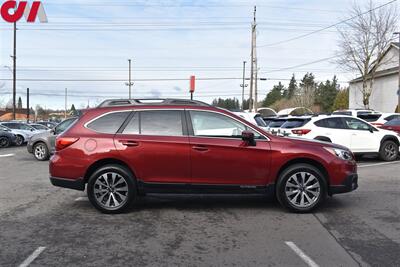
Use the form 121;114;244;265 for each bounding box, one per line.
50;99;358;214
27;117;77;161
0;128;17;148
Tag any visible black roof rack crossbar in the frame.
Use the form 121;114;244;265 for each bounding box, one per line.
97;98;211;108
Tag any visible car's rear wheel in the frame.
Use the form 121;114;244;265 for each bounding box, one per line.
15;135;24;146
276;164;327;213
0;137;10;148
379;140;399;161
33;142;49;161
87;165;136;214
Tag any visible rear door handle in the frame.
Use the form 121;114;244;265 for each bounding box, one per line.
119;140;139;147
192;145;209;152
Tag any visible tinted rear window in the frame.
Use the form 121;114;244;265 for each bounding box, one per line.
269;120;286;127
254;115;267;127
333;111;351;116
384;115;400;121
281;119;310;129
384;119;400;126
357;113;382;122
87;112;130;134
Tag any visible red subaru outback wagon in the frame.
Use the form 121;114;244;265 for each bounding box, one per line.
50;99;358;213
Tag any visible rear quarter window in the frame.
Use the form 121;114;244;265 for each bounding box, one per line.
87;112;130;134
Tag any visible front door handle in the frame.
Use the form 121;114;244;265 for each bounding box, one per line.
119;140;139;147
192;145;209;152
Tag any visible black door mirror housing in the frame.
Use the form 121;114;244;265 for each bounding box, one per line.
242;130;256;146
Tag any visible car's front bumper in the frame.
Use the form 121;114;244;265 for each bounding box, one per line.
50;176;85;191
329;174;358;195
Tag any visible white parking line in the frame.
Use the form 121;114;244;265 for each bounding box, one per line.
358;161;400;168
75;197;87;202
19;246;46;267
0;153;15;158
285;241;319;267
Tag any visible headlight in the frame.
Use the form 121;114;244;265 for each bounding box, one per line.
324;147;353;161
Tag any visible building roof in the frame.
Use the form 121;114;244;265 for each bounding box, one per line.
349;42;399;83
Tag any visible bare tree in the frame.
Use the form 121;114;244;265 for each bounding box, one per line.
336;1;398;108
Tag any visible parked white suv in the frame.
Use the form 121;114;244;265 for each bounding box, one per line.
280;115;400;161
233;112;268;130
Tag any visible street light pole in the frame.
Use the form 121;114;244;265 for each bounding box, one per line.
395;32;400;112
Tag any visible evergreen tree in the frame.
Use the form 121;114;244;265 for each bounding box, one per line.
315;76;339;112
262;82;285;107
333;88;349;111
17;97;22;109
211;98;240;110
286;74;297;99
70;104;78;116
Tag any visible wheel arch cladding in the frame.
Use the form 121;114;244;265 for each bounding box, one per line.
276;158;330;186
84;158;137;184
381;135;400;146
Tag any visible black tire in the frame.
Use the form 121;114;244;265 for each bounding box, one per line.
379;140;399;161
276;164;327;213
0;136;10;148
87;164;136;214
33;142;50;161
15;135;24;146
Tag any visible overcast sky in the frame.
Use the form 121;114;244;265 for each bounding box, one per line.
0;0;398;110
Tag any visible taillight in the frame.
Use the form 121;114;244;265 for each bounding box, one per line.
291;129;311;135
56;137;79;151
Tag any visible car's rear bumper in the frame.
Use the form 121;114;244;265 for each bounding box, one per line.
329;174;358;195
50;176;85;191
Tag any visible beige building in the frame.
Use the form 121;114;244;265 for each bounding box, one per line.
349;42;399;113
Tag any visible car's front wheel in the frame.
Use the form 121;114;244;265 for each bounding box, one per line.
87;165;136;214
33;142;49;161
0;136;10;148
276;164;327;213
15;135;24;146
379;140;399;161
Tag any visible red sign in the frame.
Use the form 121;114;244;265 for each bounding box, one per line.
190;76;195;93
1;1;47;23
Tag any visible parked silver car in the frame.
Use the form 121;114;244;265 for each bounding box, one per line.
0;124;36;146
27;118;77;161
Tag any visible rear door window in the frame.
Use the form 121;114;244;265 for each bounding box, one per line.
87;112;130;134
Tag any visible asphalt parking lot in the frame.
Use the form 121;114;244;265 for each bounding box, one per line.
0;147;399;267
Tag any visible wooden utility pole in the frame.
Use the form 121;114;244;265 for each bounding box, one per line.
240;61;248;110
64;88;67;119
26;88;29;123
249;6;258;112
127;59;134;99
395;32;400;112
12;22;17;120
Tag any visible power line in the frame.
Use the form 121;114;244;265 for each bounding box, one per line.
258;0;398;47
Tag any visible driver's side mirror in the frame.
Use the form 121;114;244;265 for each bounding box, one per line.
51;128;56;135
369;127;374;133
242;130;256;146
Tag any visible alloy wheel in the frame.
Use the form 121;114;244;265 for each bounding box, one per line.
384;143;397;160
0;137;10;148
34;144;47;160
285;172;321;209
15;135;23;146
93;172;129;210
